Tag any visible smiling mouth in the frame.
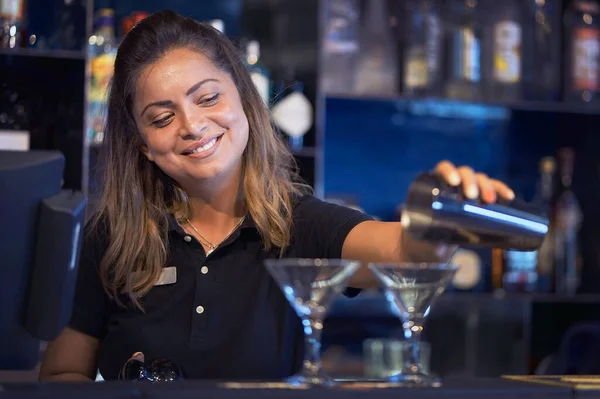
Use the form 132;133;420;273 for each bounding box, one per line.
182;134;223;156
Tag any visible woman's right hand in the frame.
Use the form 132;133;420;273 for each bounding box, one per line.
118;352;147;380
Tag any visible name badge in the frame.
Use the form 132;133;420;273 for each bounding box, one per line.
154;266;177;286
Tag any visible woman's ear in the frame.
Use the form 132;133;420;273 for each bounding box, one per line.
140;143;155;162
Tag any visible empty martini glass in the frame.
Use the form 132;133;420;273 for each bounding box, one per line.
368;262;458;387
264;258;360;387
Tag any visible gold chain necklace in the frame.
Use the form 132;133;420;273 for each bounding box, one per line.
186;216;245;256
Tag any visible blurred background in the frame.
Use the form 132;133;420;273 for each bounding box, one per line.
2;0;600;383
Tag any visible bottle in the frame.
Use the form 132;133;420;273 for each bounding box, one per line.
271;68;313;152
244;40;270;106
354;0;398;96
87;8;117;146
445;0;483;101
564;0;600;104
554;148;582;295
501;156;558;293
320;0;360;95
535;156;557;292
402;0;443;97
0;0;26;48
525;0;561;101
483;0;523;102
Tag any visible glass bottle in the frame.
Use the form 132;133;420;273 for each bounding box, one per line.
402;0;443;97
244;40;270;106
354;0;398;96
535;156;557;292
320;0;360;95
87;8;117;146
0;0;26;48
525;0;561;101
271;67;313;151
554;148;582;295
445;0;482;101
482;0;524;102
564;0;600;104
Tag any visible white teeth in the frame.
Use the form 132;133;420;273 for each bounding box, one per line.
190;137;218;154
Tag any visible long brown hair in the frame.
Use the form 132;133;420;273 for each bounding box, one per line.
91;10;309;308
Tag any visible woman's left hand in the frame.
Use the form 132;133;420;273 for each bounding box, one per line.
433;160;515;203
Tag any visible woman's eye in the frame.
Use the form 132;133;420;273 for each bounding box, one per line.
152;115;173;128
198;93;219;106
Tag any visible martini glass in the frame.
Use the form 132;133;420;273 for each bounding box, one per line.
368;262;458;387
264;258;360;387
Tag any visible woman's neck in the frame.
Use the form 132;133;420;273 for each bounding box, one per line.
184;168;246;233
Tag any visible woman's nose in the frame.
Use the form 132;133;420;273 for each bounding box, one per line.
179;112;208;139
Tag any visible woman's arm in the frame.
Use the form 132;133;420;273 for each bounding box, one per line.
39;327;100;381
343;161;515;289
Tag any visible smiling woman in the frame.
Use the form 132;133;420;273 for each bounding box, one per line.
135;50;250;188
38;9;515;382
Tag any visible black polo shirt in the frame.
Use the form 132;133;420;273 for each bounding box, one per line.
68;194;372;380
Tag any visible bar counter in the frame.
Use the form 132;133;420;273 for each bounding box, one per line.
1;377;598;399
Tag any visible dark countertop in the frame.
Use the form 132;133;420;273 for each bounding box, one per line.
0;377;589;399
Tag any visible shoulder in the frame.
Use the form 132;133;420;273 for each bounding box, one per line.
292;194;370;220
291;194;373;237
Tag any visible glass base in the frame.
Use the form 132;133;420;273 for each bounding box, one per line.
386;372;442;388
285;371;336;387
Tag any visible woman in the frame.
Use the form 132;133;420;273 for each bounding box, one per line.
39;10;514;381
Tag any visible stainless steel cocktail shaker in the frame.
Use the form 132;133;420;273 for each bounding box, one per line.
401;173;549;251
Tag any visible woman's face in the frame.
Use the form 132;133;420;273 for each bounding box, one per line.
133;47;249;192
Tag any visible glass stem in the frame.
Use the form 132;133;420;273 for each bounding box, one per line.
403;322;425;376
301;318;324;376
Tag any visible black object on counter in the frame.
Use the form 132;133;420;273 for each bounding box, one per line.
401;173;549;251
118;358;185;382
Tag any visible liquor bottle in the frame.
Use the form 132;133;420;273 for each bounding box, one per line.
354;0;398;96
402;0;443;97
320;0;360;95
535;156;557;292
87;8;117;146
483;0;523;102
501;157;556;293
564;0;600;104
445;0;483;101
271;68;313;152
525;0;561;101
0;0;26;48
244;40;270;106
554;148;582;295
44;0;86;51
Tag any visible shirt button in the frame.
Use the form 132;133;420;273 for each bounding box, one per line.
196;306;205;314
201;266;208;274
184;235;192;242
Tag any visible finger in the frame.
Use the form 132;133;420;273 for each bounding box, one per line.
130;352;145;363
458;166;478;199
476;173;496;203
491;179;515;200
433;160;461;186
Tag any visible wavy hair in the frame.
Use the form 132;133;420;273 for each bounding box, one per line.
91;10;309;308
